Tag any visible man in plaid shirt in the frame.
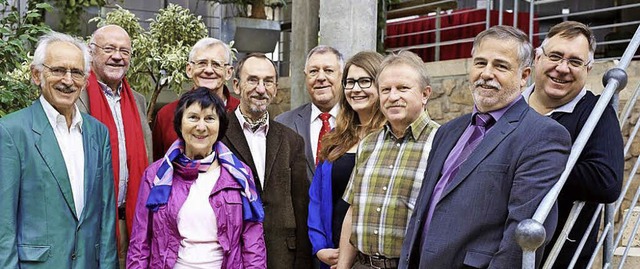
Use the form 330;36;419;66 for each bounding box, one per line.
336;51;439;269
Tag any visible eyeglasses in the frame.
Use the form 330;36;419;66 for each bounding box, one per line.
91;43;132;57
189;59;229;71
540;47;589;69
244;77;276;88
343;77;373;90
42;64;86;80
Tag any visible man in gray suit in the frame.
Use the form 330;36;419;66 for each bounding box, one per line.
275;45;344;179
0;31;117;268
76;24;151;266
399;25;572;268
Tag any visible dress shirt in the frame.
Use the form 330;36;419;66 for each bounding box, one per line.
343;111;439;258
97;81;129;207
175;164;223;268
235;108;269;188
310;104;339;163
40;96;85;216
522;84;587;115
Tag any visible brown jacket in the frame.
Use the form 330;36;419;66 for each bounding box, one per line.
222;112;312;269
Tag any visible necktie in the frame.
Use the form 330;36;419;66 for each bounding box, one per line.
316;112;332;164
421;113;494;244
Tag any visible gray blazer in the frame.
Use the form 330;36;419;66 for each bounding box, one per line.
399;99;571;269
274;103;314;181
77;88;153;163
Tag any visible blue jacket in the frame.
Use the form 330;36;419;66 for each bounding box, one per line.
308;160;334;269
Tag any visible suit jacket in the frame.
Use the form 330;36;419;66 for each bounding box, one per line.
399;99;571;269
77;87;153;163
222;112;313;269
274;103;314;181
0;100;117;269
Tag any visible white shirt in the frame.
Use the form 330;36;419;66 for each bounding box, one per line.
522;84;587;115
175;164;223;268
39;96;85;217
310;104;339;162
235;108;268;188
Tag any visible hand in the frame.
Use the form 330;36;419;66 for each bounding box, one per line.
317;248;340;266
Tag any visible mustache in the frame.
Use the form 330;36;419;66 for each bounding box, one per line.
473;79;502;90
384;102;406;109
251;93;270;100
55;85;77;93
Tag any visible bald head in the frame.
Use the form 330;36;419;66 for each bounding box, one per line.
90;25;132;90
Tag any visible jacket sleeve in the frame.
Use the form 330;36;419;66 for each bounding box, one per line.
0;123;20;269
563;105;624;203
488;120;571;269
308;161;329;255
291;133;313;268
98;126;118;269
126;166;155;269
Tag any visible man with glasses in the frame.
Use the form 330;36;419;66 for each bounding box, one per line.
524;21;623;268
276;45;344;181
0;31;117;268
153;37;240;160
77;25;151;267
222;53;312;269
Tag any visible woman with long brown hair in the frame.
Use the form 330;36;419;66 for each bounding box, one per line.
308;51;386;269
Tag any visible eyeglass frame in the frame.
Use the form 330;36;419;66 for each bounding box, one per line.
90;43;132;57
188;59;230;71
242;77;276;88
343;77;374;90
540;46;591;69
41;64;86;80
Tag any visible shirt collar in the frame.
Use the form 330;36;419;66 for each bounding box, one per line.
39;95;83;132
311;103;340;121
472;95;521;123
383;110;432;140
522;84;586;116
97;80;122;97
235;107;270;133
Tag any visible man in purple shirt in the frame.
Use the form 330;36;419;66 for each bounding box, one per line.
399;25;572;269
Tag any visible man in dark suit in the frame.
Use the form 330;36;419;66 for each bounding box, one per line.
525;21;623;268
0;31;117;268
399;25;572;269
275;45;344;180
222;53;313;269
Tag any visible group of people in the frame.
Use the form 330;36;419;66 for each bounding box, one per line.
0;19;623;269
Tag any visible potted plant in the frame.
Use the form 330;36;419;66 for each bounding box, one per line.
202;0;285;53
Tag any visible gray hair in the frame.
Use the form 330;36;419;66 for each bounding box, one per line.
188;37;232;64
471;25;533;69
32;31;92;74
304;45;345;71
377;50;431;90
538;21;596;67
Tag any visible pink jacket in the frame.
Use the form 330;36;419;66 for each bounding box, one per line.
127;159;266;269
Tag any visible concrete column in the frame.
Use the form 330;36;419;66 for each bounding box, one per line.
289;0;319;109
319;0;377;60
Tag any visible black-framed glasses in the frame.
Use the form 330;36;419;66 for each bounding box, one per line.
42;64;85;80
343;77;373;90
189;59;229;71
540;47;589;69
244;77;276;88
91;43;132;57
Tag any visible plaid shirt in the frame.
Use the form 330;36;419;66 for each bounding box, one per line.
343;111;439;257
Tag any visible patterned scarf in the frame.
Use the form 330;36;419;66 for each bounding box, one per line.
146;139;264;222
242;111;269;132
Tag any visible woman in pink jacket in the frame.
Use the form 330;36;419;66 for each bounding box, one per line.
127;87;266;269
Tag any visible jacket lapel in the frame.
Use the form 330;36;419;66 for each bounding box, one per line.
264;122;283;190
225;113;260;192
31;101;78;220
295;104;314;172
79;115;98;223
439;100;527;201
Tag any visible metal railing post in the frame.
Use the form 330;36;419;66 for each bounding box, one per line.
516;219;546;269
529;0;534;43
604;204;615;268
513;0;519;27
435;7;441;61
499;0;504;25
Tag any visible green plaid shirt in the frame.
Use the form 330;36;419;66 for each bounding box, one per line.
343;111;439;258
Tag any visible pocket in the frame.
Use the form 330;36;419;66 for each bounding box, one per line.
17;244;51;262
462;249;493;268
286;235;297;250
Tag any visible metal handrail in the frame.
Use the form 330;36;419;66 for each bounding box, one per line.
517;23;640;269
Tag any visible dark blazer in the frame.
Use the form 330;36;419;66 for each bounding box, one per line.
274;103;314;180
0;100;117;268
222;112;313;269
399;99;571;269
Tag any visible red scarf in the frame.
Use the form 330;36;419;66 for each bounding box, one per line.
87;71;148;238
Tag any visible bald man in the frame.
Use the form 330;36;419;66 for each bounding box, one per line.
76;25;152;266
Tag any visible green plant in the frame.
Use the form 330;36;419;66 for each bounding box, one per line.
52;0;106;34
92;4;208;123
0;0;52;117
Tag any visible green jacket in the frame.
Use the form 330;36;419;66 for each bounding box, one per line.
0;100;117;269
